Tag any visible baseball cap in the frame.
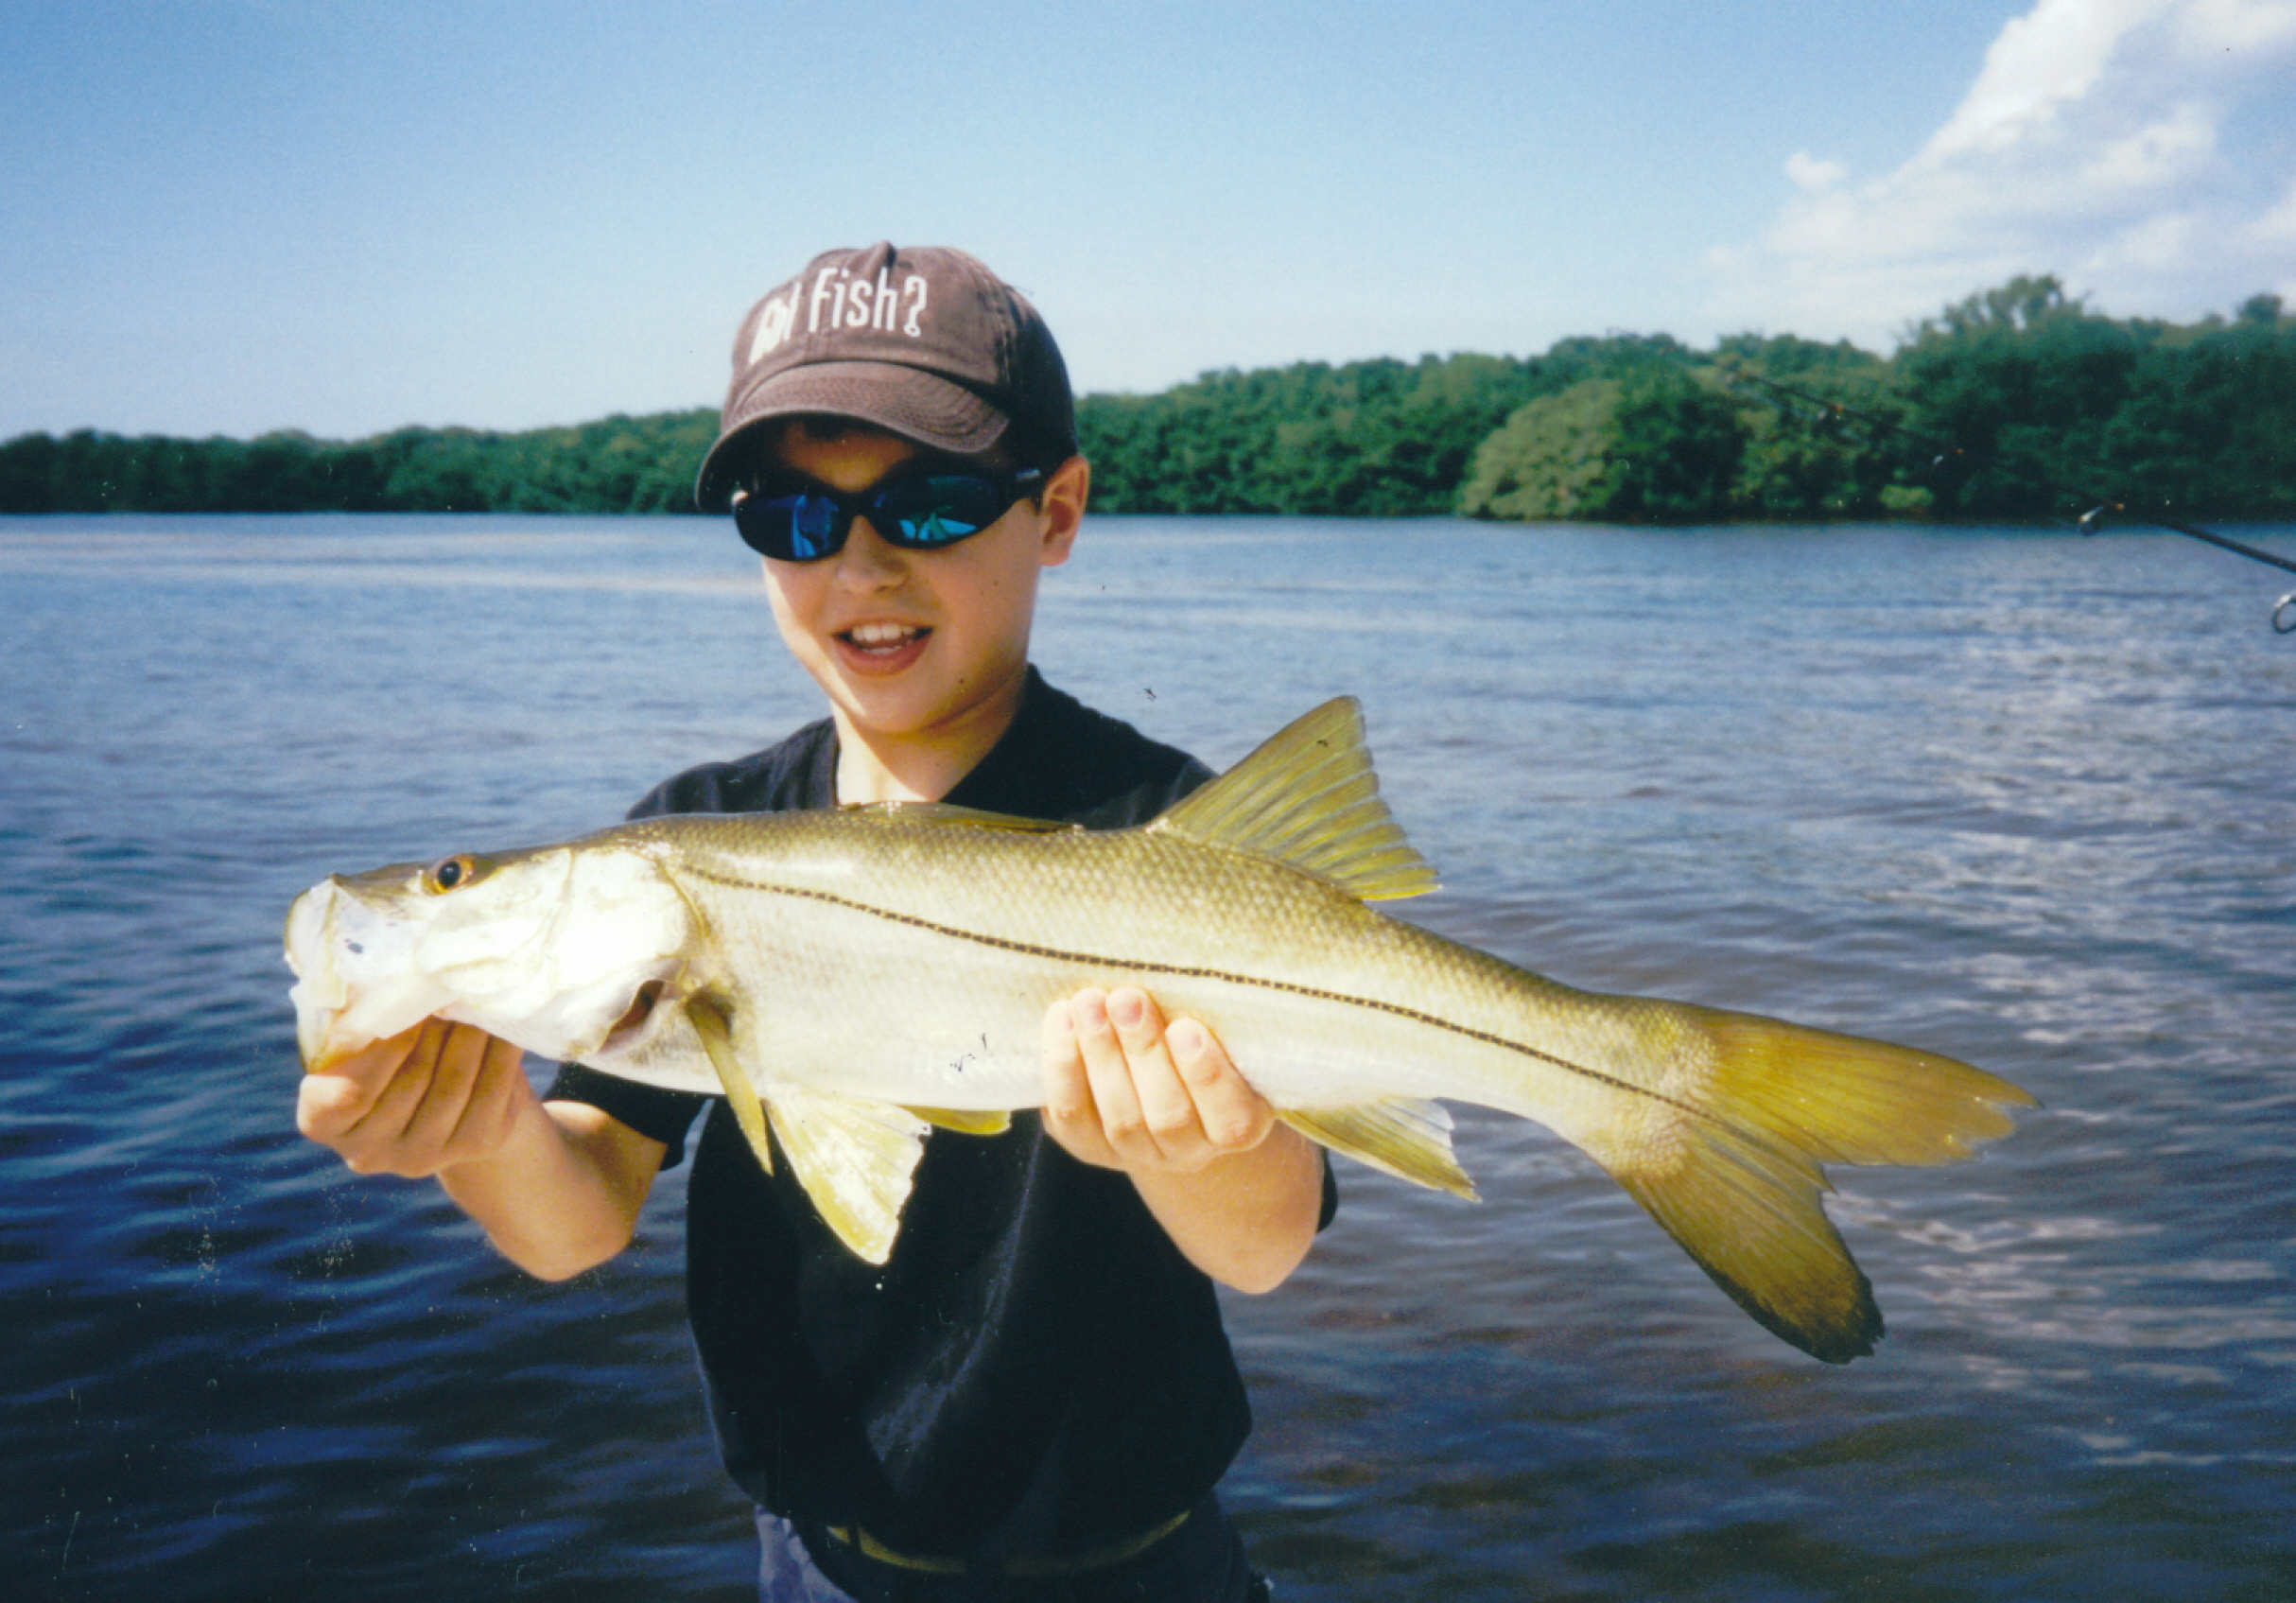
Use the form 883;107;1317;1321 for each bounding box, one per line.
694;242;1077;511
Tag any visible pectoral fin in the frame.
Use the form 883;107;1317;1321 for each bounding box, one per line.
686;992;770;1175
681;991;929;1263
764;1087;930;1265
1282;1099;1478;1200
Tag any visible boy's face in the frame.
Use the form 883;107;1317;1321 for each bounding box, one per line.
752;421;1083;755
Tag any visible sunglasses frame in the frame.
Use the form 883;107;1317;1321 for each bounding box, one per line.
730;461;1047;563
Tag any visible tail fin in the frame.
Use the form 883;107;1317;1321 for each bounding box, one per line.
1606;1007;2035;1363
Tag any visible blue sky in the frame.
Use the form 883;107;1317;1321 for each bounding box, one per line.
5;0;2291;442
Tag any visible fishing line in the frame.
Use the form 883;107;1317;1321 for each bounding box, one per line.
1714;361;2296;635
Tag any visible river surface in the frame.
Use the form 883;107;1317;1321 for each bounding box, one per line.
5;514;2292;1601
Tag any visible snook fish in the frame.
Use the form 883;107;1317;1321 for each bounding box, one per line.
286;699;2032;1363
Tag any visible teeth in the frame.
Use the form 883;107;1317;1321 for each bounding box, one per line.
846;622;921;646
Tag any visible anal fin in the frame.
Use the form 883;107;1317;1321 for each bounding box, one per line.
1281;1098;1477;1200
903;1106;1014;1136
765;1087;930;1265
682;991;930;1265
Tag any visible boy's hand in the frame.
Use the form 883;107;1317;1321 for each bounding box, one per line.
1039;986;1275;1174
296;1018;535;1178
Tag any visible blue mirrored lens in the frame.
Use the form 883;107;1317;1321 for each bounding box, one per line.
880;475;999;545
735;467;1033;561
790;495;840;561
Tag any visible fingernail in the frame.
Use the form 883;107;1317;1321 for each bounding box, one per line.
1109;989;1144;1028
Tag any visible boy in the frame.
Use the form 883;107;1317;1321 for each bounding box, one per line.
296;242;1331;1601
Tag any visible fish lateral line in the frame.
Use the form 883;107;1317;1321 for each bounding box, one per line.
671;860;1713;1124
286;690;2038;1362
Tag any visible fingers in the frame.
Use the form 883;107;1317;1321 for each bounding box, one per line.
1081;986;1184;1163
1038;987;1271;1174
1039;999;1105;1159
1163;1013;1276;1152
451;1030;533;1156
295;1022;426;1142
295;1019;532;1178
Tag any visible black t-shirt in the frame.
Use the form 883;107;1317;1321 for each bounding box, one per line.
547;671;1332;1554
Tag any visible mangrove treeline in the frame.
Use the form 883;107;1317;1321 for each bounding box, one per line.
5;278;2290;523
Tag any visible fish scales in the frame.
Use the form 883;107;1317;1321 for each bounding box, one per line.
287;697;2034;1362
656;808;1655;1141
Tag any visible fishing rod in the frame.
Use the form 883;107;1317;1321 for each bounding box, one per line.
1714;361;2296;635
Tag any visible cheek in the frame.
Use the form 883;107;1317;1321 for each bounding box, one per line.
763;558;813;613
762;566;822;653
948;567;1021;630
957;534;1042;612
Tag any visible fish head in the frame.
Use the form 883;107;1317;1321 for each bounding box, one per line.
285;838;697;1071
286;863;453;1069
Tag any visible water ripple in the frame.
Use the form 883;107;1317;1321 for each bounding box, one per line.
6;515;2292;1600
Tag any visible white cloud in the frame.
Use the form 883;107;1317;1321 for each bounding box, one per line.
2084;209;2200;272
1922;0;2159;163
2079;101;2217;196
1785;151;1848;192
2173;0;2296;52
2253;172;2296;240
1704;0;2296;348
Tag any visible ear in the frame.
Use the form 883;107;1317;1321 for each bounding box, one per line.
1035;454;1089;568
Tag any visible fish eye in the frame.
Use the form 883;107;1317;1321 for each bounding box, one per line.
423;854;483;895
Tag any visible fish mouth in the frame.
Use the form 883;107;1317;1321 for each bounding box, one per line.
284;878;351;1068
284;872;446;1071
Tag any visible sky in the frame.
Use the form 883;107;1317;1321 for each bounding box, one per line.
4;0;2291;443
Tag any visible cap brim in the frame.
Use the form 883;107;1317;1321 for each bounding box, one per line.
693;361;1011;511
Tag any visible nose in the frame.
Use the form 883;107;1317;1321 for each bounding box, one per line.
832;517;909;587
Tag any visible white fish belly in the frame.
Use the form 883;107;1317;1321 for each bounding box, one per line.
680;851;1657;1154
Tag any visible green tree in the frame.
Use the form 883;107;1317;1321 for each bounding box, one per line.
6;285;2288;521
1458;378;1626;520
1605;373;1747;521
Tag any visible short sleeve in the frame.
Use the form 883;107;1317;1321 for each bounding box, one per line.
544;1064;708;1168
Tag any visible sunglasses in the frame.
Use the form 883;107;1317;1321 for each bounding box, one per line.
730;462;1046;563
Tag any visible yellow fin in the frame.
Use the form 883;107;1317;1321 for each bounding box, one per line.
687;992;770;1175
1600;1005;2036;1364
902;1106;1014;1136
848;801;1078;834
1613;1120;1882;1364
1281;1099;1477;1200
1151;698;1437;901
764;1086;929;1265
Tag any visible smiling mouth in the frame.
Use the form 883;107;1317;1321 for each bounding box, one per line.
838;622;931;656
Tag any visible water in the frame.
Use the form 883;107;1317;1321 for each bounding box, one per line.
5;514;2292;1601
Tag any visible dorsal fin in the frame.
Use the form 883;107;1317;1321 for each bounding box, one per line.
1151;698;1437;901
846;801;1078;834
